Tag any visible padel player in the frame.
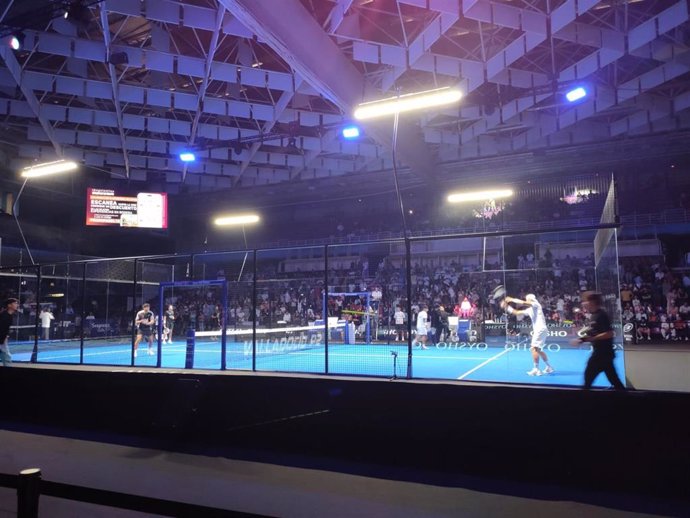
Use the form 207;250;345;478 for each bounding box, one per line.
163;304;175;344
0;298;19;366
573;291;625;390
134;303;155;357
503;294;555;376
413;304;429;349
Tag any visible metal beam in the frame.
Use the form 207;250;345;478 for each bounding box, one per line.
290;129;338;180
380;11;459;91
325;0;354;34
235;78;304;185
15;141;366;182
515;51;690;150
99;6;130;178
17;28;297;95
0;97;381;159
183;4;225;182
0;46;63;158
3;67;342;128
0;0;15;24
220;0;436;179
451;4;686;149
609;92;690;137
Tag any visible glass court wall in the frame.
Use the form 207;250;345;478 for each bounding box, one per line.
0;226;627;389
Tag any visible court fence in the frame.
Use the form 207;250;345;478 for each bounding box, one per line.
0;219;626;388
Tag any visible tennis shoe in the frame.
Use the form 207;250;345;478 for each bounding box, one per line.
543;366;555;374
527;368;542;376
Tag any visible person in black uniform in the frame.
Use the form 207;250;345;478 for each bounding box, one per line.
0;298;19;366
134;303;155;358
573;291;626;390
429;305;441;345
435;305;450;344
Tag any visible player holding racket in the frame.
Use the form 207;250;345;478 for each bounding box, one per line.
572;291;625;390
502;293;555;376
134;303;155;358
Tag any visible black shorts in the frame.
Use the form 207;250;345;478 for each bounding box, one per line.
138;327;153;337
396;324;406;333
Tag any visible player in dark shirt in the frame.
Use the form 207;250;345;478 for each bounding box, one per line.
0;298;19;366
573;291;625;390
134;303;155;358
163;305;175;344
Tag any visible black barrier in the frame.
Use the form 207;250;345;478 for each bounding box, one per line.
2;468;272;518
17;468;41;518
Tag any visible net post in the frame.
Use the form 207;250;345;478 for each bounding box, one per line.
30;265;40;362
220;280;228;370
405;238;413;379
324;244;329;374
252;249;257;372
17;468;41;518
79;263;86;364
185;327;195;369
366;291;371;344
157;282;164;368
131;258;138;366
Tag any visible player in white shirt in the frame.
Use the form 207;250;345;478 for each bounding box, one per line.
393;306;407;342
39;308;54;340
503;294;555;376
413;304;429;350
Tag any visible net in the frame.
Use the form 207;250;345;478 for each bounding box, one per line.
195;323;347;360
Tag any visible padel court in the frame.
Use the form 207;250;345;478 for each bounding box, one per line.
8;332;624;388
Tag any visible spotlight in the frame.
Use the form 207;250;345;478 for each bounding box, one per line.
109;52;129;66
64;1;91;27
179;152;196;162
286;137;302;154
231;140;243;156
566;87;587;103
8;33;24;51
342;126;361;139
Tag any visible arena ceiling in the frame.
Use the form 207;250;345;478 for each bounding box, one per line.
0;0;689;193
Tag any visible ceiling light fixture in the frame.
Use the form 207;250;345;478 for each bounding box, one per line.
21;160;79;178
214;214;261;226
354;87;463;120
447;189;514;203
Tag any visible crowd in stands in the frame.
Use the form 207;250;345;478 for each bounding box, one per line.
620;258;690;341
4;247;690;346
319;191;606;244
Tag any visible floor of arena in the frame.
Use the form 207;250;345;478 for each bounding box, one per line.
9;335;625;388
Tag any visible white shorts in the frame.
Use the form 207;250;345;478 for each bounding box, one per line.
416;327;428;337
531;328;549;349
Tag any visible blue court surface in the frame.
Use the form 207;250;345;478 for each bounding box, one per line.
9;336;625;388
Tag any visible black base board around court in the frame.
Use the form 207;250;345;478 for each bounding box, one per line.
1;367;689;504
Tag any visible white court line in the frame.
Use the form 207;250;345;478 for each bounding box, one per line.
457;348;511;380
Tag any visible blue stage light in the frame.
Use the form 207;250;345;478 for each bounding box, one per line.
566;87;587;103
179;152;196;162
342;126;361;139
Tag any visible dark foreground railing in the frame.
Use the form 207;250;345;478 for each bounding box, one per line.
1;468;272;518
